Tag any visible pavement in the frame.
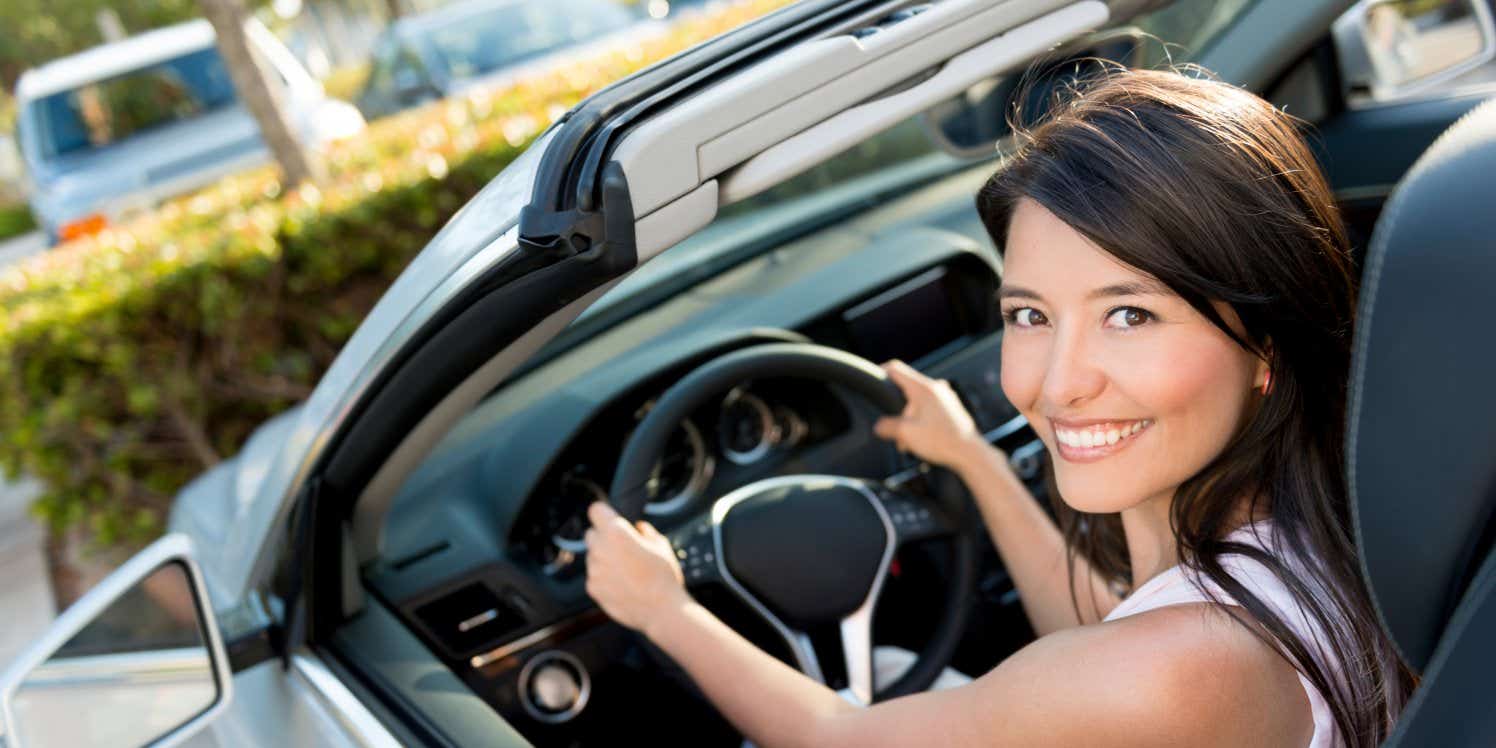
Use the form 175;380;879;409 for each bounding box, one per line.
0;232;56;670
0;476;54;670
0;231;46;269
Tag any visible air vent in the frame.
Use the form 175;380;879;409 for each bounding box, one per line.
414;582;527;657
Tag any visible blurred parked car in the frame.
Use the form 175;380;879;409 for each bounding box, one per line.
13;18;366;245
354;0;643;120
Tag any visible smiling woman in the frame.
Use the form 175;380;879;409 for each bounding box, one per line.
975;66;1419;746
585;66;1415;747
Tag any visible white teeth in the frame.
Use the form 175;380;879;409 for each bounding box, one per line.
1055;420;1150;449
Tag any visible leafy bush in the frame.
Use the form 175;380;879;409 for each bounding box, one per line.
0;202;36;240
0;0;792;549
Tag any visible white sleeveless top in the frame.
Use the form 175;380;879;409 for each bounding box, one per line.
1101;520;1342;748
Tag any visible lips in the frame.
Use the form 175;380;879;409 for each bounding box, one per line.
1048;418;1153;463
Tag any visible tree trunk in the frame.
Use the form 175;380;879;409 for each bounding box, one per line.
198;0;324;187
383;0;403;22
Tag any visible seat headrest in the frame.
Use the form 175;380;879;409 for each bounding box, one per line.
1348;97;1496;671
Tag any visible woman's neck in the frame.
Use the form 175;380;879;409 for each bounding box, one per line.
1121;491;1272;588
1121;493;1178;587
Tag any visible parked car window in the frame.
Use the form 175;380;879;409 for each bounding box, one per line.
31;47;237;161
424;0;636;81
390;47;434;95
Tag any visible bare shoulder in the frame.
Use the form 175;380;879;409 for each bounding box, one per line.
955;603;1314;747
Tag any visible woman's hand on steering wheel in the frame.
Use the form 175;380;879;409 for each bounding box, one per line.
584;501;690;635
873;359;990;476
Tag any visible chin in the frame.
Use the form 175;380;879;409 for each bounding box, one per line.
1050;462;1151;515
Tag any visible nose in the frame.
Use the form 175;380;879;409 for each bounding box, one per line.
1039;324;1107;409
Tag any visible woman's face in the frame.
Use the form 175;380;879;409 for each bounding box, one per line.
998;198;1268;514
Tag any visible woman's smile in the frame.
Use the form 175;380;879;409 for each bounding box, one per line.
1049;417;1153;463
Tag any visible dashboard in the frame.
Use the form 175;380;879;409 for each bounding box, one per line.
361;161;1045;744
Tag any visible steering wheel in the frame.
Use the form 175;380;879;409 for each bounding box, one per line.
608;342;977;704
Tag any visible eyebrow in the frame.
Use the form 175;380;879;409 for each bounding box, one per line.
998;279;1170;302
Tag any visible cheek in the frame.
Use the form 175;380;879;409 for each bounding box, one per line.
998;333;1044;415
1111;333;1242;421
1047;329;1257;513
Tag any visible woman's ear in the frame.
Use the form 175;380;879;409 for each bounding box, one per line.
1253;341;1274;393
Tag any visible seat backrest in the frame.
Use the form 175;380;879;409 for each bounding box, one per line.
1348;97;1496;746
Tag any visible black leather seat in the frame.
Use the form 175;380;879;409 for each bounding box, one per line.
1348;97;1496;746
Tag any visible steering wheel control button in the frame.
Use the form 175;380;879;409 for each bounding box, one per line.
671;521;719;585
519;651;591;724
880;495;941;541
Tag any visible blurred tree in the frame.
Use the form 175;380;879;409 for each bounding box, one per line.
0;0;204;89
199;0;324;186
384;0;404;21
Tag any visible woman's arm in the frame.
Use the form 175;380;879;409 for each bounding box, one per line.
876;361;1119;634
584;500;1307;748
951;440;1121;633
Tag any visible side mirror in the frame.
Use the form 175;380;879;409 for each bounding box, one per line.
0;535;231;747
1333;0;1496;105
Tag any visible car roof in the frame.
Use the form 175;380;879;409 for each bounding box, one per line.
16;19;217;103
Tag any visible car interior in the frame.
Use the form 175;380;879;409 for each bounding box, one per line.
254;1;1496;745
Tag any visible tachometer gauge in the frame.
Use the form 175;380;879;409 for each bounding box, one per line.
645;419;713;516
773;405;809;448
551;473;607;555
718;388;780;465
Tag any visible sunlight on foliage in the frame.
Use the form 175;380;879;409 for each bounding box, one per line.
0;0;794;550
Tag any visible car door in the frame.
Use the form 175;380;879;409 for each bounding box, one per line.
2;1;1361;745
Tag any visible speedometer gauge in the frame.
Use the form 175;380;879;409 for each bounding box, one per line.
645;419;713;516
718;388;779;465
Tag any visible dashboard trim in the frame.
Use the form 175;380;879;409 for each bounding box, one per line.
883;413;1030;490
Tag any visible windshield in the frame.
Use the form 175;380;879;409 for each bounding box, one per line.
28;47;237;161
425;0;636;82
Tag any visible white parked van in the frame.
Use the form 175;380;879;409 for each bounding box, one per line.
14;18;365;244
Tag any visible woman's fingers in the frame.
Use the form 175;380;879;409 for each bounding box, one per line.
587;499;615;525
587;500;636;535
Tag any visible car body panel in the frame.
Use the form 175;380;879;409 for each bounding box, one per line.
168;128;553;609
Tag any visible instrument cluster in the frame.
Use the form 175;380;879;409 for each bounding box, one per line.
517;380;842;573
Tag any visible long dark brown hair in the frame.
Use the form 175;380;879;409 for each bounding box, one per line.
975;65;1414;745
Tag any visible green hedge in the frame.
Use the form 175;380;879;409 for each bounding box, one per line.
0;0;791;549
0;202;36;240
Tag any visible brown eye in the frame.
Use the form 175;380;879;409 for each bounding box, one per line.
1005;307;1048;327
1105;307;1153;329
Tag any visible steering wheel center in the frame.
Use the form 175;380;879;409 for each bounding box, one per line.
717;477;893;630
